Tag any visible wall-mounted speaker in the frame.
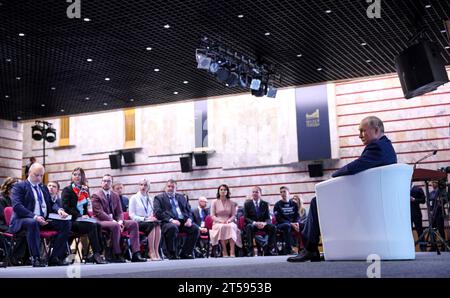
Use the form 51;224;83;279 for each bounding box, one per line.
308;164;323;177
122;151;135;163
194;152;207;166
395;41;449;99
180;155;193;173
109;154;122;169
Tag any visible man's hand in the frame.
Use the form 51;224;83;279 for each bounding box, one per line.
410;196;414;202
36;216;48;226
200;227;208;233
171;219;181;226
58;209;69;218
291;222;300;232
185;218;192;227
256;222;265;229
118;220;124;231
146;216;158;222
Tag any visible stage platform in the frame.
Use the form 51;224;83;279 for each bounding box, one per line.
0;252;449;278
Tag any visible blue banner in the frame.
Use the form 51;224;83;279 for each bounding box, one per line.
295;84;331;161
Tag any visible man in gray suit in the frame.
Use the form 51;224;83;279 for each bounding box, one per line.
154;179;200;259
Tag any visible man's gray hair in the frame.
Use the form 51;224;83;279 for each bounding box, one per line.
362;116;384;133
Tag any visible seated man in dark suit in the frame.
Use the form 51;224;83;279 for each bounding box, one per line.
10;163;71;267
288;116;397;262
192;196;210;257
154;179;200;259
244;186;277;256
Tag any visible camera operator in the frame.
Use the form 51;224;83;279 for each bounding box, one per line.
429;180;448;244
410;185;426;251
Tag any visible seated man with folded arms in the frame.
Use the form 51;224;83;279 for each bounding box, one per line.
10;163;71;267
274;186;300;255
288;116;397;262
154;179;200;259
91;174;146;263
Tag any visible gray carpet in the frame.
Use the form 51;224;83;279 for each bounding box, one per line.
0;252;449;278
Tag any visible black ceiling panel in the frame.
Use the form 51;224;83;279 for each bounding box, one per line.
0;0;449;121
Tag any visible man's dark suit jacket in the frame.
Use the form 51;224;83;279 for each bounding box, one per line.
332;135;397;178
154;192;193;224
9;180;60;233
244;199;271;226
192;207;210;226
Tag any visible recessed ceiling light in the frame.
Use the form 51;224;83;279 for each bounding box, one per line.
146;47;152;51
325;10;332;13
105;77;110;81
296;54;303;57
86;58;93;62
85;97;90;100
60;109;65;112
6;59;11;62
154;68;160;72
51;87;56;90
103;102;108;106
441;30;448;33
16;77;21;80
225;83;229;87
238;14;244;18
425;4;431;8
173;91;178;94
130;99;134;102
366;59;372;63
183;81;189;84
361;42;367;46
164;24;170;29
41;104;45;107
5;95;9;98
17;116;21;120
264;32;271;36
18;33;25;37
445;46;450;50
317;68;323;71
83;18;91;22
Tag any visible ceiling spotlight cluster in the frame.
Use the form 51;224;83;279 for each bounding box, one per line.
195;37;280;98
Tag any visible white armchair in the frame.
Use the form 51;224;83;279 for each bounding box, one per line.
315;163;415;260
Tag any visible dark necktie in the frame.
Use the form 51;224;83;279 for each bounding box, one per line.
201;208;206;220
255;202;260;217
33;185;44;217
106;193;113;213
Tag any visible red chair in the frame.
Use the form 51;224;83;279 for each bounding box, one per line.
0;207;16;266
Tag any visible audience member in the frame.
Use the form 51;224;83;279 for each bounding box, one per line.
210;185;242;257
410;185;425;251
24;157;36;178
112;182;129;212
274;186;300;254
47;181;62;208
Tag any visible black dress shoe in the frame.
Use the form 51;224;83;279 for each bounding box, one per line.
287;249;321;262
131;252;147;262
32;257;46;267
265;248;278;256
93;253;108;264
48;257;70;266
110;254;126;263
179;254;194;259
166;253;179;260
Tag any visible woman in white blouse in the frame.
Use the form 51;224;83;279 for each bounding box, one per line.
129;179;161;261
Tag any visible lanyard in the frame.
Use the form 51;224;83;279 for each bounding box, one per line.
140;195;150;215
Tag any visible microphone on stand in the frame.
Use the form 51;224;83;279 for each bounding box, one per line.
413;150;438;170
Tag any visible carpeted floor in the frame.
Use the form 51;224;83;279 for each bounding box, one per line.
0;252;449;278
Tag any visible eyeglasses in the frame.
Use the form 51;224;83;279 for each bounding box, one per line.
102;180;112;183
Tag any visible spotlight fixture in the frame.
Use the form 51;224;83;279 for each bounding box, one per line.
195;37;281;98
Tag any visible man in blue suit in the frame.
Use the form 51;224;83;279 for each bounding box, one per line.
10;163;71;267
288;116;397;262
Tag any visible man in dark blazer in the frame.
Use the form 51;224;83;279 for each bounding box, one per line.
10;163;71;267
192;196;210;229
410;185;426;251
91;174;146;263
244;186;277;256
154;179;200;259
288;116;397;262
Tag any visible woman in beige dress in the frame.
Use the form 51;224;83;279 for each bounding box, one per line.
210;184;242;257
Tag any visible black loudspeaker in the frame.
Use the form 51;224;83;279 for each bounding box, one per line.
194;152;208;166
122;151;135;163
308;164;323;178
109;154;122;169
180;155;193;173
395;41;449;99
